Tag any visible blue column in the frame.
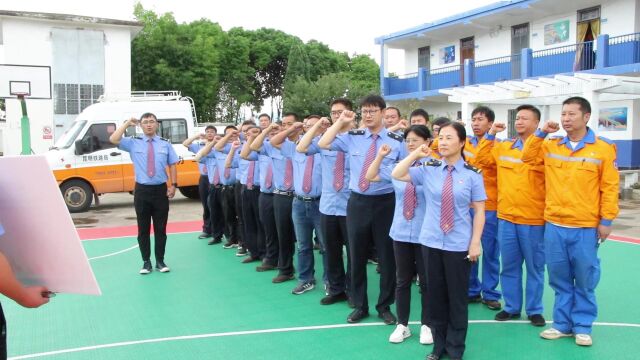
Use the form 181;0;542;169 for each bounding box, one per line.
521;48;533;78
418;68;428;92
596;34;609;69
464;59;475;86
380;43;386;96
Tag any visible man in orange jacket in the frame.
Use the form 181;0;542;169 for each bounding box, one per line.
465;106;501;310
522;96;619;347
475;104;546;327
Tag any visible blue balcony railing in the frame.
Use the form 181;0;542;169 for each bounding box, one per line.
608;33;640;66
428;64;462;90
382;32;640;96
473;54;521;83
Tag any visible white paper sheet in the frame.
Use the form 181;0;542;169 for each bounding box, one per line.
0;155;101;295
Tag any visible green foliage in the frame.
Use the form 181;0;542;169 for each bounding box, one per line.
131;4;380;122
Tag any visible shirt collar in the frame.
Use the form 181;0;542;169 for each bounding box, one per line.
441;158;466;172
511;138;524;151
558;127;595;151
145;135;159;142
365;127;387;139
469;133;486;147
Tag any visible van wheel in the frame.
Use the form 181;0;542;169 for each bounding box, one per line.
178;186;200;200
61;180;93;213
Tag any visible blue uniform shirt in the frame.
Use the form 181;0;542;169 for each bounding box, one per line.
246;150;274;194
380;164;426;244
214;147;235;185
262;141;288;191
307;137;350;216
0;222;4;236
409;158;487;251
187;143;208;175
118;135;179;185
281;139;323;197
330;127;404;195
200;150;218;184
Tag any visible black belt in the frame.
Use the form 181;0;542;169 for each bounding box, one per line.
210;184;223;189
294;194;320;202
221;184;235;190
260;192;274;196
243;185;260;191
136;183;166;188
273;189;294;197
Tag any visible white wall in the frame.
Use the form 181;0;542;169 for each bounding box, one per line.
601;0;637;37
0;17;135;156
404;48;418;75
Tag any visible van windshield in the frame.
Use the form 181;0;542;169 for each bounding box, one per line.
53;120;87;149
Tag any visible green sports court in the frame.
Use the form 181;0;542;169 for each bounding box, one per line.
4;230;640;360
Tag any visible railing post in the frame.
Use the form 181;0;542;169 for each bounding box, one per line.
521;48;532;78
596;34;609;69
418;68;428;92
464;59;475;86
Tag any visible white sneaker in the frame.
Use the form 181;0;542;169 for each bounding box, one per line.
389;324;411;343
575;334;592;346
420;325;434;345
540;328;573;340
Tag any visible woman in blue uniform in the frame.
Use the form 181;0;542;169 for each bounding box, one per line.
392;122;486;360
365;125;434;346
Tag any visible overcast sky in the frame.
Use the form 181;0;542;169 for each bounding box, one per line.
8;0;498;73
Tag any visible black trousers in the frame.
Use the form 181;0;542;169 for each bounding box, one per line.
259;193;279;266
347;192;396;313
0;301;6;360
273;193;295;276
207;185;225;239
241;186;264;259
394;241;428;326
221;185;239;244
198;174;211;234
134;183;169;262
320;214;350;296
424;246;471;359
234;182;245;247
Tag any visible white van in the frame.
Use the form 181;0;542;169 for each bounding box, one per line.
45;91;202;212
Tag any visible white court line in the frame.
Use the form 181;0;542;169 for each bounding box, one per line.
82;230;200;242
87;245;139;261
9;320;640;359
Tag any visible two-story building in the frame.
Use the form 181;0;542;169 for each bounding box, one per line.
0;10;142;156
376;0;640;170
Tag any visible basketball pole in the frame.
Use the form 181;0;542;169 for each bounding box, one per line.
18;94;31;155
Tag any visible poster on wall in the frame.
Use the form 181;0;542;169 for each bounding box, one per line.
544;20;570;45
599;107;628;131
439;46;455;64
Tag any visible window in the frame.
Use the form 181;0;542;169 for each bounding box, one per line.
158;119;188;144
80;123;117;153
508;109;517;139
0;99;5;122
578;6;600;22
54;83;104;115
418;46;430;69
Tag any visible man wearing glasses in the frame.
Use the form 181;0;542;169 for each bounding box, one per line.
110;113;179;275
319;94;404;324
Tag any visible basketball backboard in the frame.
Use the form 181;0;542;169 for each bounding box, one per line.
0;64;51;99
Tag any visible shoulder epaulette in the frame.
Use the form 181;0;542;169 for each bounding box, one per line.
132;136;142;139
387;132;403;142
424;159;442;167
597;136;615;145
464;163;482;174
349;129;365;135
160;137;171;142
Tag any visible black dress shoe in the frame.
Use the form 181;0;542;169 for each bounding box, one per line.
426;353;440;360
198;233;212;239
378;310;397;325
272;274;295;283
320;292;348;305
347;309;369;323
528;314;546;327
468;294;482;303
495;310;520;321
256;263;277;272
208;237;222;245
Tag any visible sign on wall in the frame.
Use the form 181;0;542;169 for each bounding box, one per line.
544;20;570;45
599;107;628;131
439;45;455;64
